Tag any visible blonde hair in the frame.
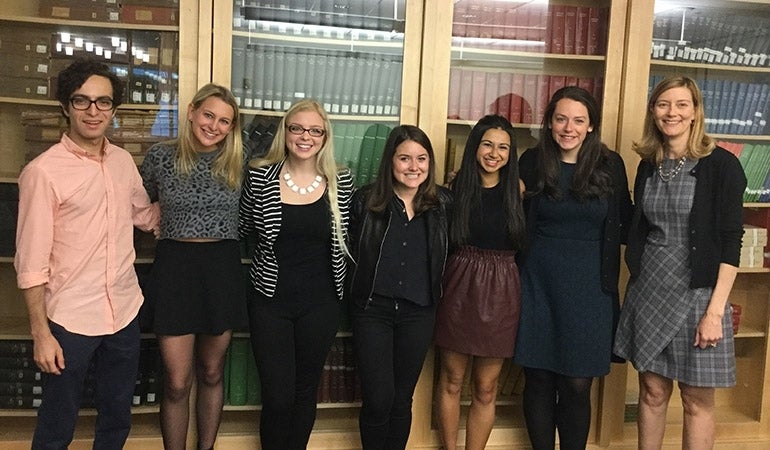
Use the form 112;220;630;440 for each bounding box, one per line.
252;99;349;256
633;76;715;164
176;83;243;190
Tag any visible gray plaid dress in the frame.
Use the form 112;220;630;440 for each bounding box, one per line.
614;158;736;387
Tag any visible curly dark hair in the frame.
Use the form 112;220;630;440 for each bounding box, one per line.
56;57;124;109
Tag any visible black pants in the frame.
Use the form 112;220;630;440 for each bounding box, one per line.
247;292;339;450
33;318;140;450
352;296;437;450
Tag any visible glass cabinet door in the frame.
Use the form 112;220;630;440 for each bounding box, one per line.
429;0;623;185
617;0;770;445
0;0;184;181
213;0;421;187
415;0;627;445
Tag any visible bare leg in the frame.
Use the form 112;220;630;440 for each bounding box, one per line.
465;357;505;450
195;331;232;449
680;383;715;450
435;348;470;450
159;334;196;450
638;371;674;450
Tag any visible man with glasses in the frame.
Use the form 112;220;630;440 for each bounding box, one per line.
14;57;159;449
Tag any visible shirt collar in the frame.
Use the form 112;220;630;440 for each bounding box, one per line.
62;132;112;160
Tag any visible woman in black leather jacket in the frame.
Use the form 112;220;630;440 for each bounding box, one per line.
347;125;451;450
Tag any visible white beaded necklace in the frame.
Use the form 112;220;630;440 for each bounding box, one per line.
283;172;323;195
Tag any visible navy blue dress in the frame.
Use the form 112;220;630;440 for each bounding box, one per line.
514;162;612;377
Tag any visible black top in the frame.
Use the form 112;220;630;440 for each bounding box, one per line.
373;196;431;306
275;195;335;299
468;183;514;250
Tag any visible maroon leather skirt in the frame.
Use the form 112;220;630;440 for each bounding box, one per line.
434;246;520;358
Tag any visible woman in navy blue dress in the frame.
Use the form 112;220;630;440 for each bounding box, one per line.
514;86;632;450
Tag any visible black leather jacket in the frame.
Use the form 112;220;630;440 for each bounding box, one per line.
347;184;452;309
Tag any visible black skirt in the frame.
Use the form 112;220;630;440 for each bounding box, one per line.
148;239;247;335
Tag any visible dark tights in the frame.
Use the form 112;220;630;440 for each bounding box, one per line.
522;367;593;450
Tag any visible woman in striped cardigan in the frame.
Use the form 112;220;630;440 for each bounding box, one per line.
239;99;354;450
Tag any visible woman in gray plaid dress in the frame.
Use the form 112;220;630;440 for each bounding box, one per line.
614;77;746;448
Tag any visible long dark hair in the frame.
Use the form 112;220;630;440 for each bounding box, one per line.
367;125;439;214
533;86;613;201
450;114;525;250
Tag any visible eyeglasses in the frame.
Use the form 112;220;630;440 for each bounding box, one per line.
287;124;325;137
69;95;115;111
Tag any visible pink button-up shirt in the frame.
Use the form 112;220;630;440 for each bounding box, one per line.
15;133;159;336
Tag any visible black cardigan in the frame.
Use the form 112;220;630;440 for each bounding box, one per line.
625;146;746;288
518;147;633;294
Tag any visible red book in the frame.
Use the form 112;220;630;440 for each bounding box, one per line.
510;72;524;124
550;5;566;54
535;74;550;125
452;1;467;37
497;72;513;122
479;1;495;39
586;7;602;55
458;69;473;120
593;76;604;106
522;74;537;124
503;3;518;40
470;71;487;120
598;8;609;54
465;1;482;38
575;7;589;55
564;6;577;55
447;68;462;119
566;76;579;87
525;4;541;42
485;72;501;115
548;75;566;101
544;4;554;53
577;77;595;96
492;2;507;39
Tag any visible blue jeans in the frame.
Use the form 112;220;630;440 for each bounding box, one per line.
352;296;437;450
33;318;140;450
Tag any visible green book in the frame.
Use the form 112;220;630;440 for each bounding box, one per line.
228;338;249;406
246;348;260;405
357;124;379;185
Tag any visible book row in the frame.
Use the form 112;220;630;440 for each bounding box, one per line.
235;0;406;33
19;109;177;173
650;75;770;136
451;2;608;56
38;0;179;26
448;69;603;125
223;336;360;407
652;9;770;67
241;115;392;187
231;43;402;116
0;24;178;103
0;339;162;409
720;141;770;203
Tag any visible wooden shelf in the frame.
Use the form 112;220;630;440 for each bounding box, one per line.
0;15;178;32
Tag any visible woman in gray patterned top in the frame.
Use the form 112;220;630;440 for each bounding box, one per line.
614;77;746;448
140;83;244;450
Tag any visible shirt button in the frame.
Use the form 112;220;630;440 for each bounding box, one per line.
398;281;403;286
402;241;407;247
400;261;405;266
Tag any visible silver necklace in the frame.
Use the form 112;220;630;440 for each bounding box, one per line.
658;157;687;182
283;172;322;195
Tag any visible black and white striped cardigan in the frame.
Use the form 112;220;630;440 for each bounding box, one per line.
238;160;354;301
